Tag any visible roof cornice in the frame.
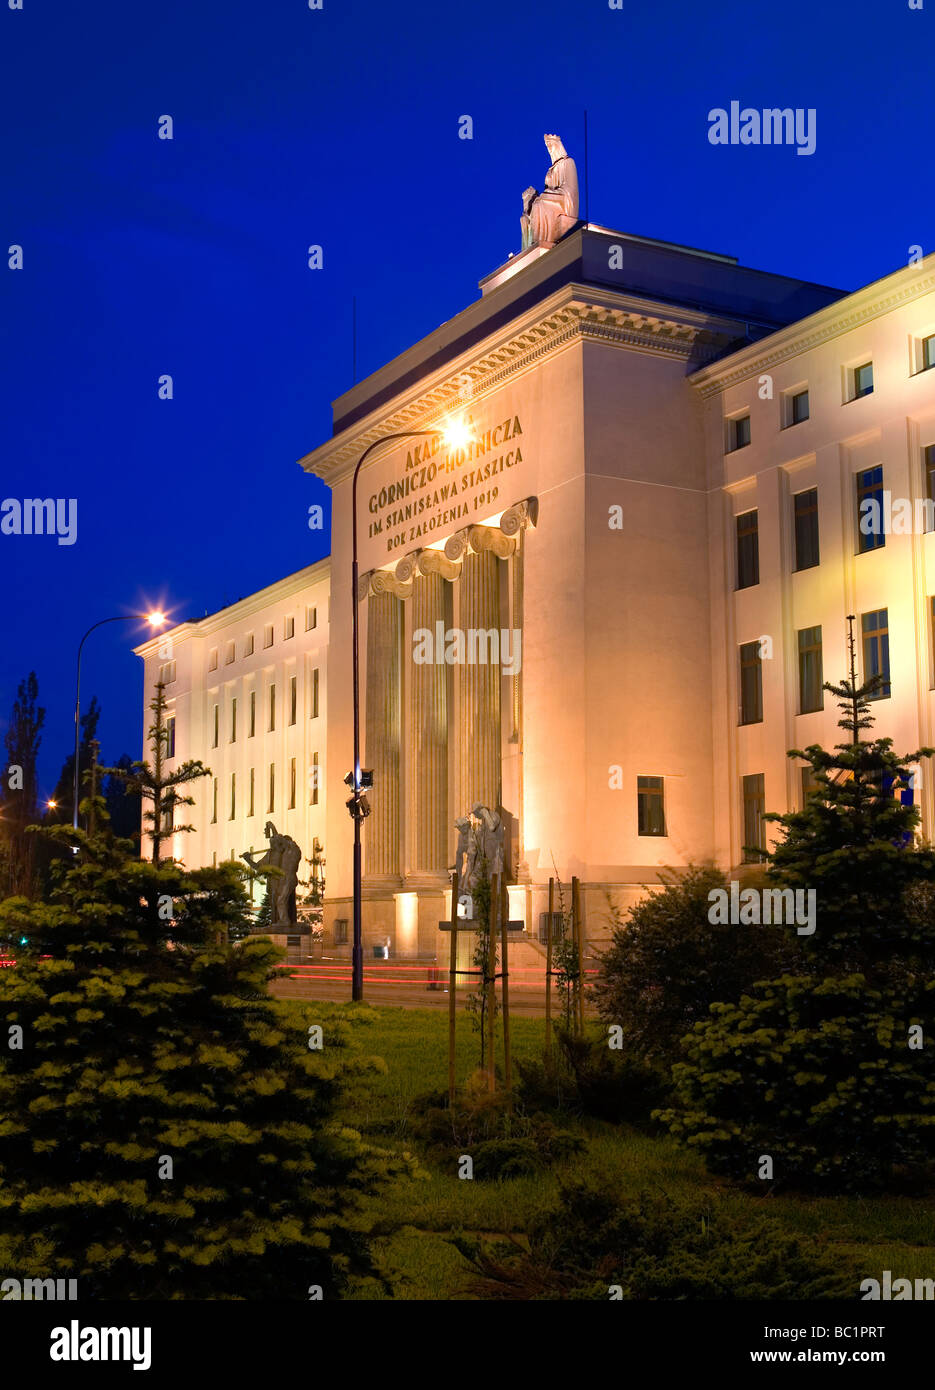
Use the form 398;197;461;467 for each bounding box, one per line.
690;255;935;398
299;282;746;487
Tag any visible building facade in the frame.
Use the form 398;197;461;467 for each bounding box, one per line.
138;222;935;960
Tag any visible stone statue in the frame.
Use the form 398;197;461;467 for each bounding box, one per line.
520;133;579;251
241;821;302;926
452;805;506;899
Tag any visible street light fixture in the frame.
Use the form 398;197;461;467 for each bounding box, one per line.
72;611;167;831
349;416;472;1000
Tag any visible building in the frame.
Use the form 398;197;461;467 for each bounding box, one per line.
136;213;935;961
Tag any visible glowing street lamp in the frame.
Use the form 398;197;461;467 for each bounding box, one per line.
348;416;474;1000
72;610;167;831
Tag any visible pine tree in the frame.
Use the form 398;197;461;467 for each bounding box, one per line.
766;616;935;976
0;704;396;1297
0;672;46;899
48;695;101;828
113;681;210;864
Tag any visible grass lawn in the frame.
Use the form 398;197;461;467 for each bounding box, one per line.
286;1001;935;1301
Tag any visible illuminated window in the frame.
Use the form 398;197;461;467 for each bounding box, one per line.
798;626;823;713
862;608;890;698
736;510;759;589
793;488;820;570
739;641;763;725
742;774;766;863
856;467;884;553
637;776;666;836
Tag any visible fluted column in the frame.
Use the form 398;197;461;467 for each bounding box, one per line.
457;548;501;812
410;568;449;872
364;591;401;880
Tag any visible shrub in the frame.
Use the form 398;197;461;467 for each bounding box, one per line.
592;866;802;1064
657;974;935;1192
516;1028;669;1128
454;1176;857;1299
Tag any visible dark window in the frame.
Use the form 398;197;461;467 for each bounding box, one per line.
537;912;564;945
311;667;320;719
212;704;219;748
290;675;297;726
333;918;348;945
248;768;255;817
310;752;319;806
249;691;256;738
268;762;275;813
801;765;819;806
854;361;874;398
211;777;218;825
269;684;276;732
798;626;823;713
729;415;751;451
165;715;176;759
739;641;763;724
229;772;236;821
790;389;809;424
862;609;891;698
931;597;935;687
923;335;935;371
637;776;666;837
289;757;296;810
736;510;759;589
856;467;885;553
742;773;766;863
230;698;237;743
925;445;935;520
793;488;820;570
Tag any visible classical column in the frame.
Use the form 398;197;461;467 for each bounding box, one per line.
455;544;501;813
364;589;402;880
409;561;449;872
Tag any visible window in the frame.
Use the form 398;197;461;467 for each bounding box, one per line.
310;752;319;806
244;633;254;657
728;414;751;451
924;335;935;371
852;361;874;399
268;762;275;813
249;690;256;738
537;912;564;944
793;488;820;570
165;715;176;759
284;616;295;640
856;467;885;553
637;776;666;837
268;684;276;732
742;773;766;863
739;641;763;724
333;918;348;945
931;597;935;688
306;605;317;631
248;767;255;817
790;388;809;425
924;445;935;524
801;764;819;807
290;675;297;726
230;697;237;743
164;801;174;834
225;641;235;664
229;772;236;820
212;704;219;748
289;757;296;810
208;648;218;672
862;608;890;698
311;666;320;719
263;624;274;649
736;510;759;589
798;626;823;713
159;660;177;685
211;777;218;825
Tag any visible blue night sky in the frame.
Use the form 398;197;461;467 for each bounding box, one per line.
0;0;931;793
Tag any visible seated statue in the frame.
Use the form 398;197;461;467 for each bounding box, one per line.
520;134;579;251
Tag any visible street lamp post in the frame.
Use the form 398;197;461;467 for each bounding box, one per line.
349;419;471;1001
73;612;165;831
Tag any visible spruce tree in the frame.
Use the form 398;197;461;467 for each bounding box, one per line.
0;709;395;1299
114;681;210;864
0;672;46;899
766;616;935;976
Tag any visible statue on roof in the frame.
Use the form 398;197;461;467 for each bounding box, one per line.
520;134;579;251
